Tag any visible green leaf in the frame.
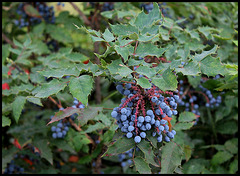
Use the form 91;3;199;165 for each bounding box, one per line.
174;122;195;131
183;145;192;162
224;139;238;155
34;79;67;98
2;147;18;171
39;66;80;78
134;156;152;174
95;112;112;126
152;67;178;91
211;151;233;165
103;28;115;42
102;137;135;157
26;96;43;107
216;120;238;135
193;45;218;62
110;23;139;36
187;76;201;88
65;52;90;63
161;142;183;174
229;159;238;174
12;96;26;123
114;45;131;62
33;139;53;165
134;2;162;30
2;116;11;127
178;111;197;122
117;66;133;78
77;106;103;126
137;140;159;167
175;60;201;76
135;66;157;78
69;75;93;106
183;159;209;174
135;42;168;58
84;123;106;133
46;24;73;43
200;56;228;76
136;77;151;89
47;107;81;125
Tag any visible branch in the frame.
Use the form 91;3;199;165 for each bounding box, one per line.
48;96;62;109
69;2;91;27
2;32;17;48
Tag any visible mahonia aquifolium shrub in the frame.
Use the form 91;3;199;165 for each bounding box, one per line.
111;80;178;144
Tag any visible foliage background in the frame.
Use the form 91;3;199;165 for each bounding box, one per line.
2;2;238;174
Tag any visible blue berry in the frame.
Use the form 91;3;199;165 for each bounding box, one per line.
126;132;133;138
111;111;118;118
128;125;134;132
144;116;151;122
51;126;56;132
165;136;170;142
121;108;127;115
134;136;141;143
52;133;57;138
140;132;146;138
138;116;144;123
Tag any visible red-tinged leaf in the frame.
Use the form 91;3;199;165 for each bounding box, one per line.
47;107;81;125
22;158;33;166
13;138;22;150
23;4;41;18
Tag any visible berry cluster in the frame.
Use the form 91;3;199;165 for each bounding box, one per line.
176;77;223;125
112;81;178;143
3;160;24;174
14;2;55;28
102;2;114;12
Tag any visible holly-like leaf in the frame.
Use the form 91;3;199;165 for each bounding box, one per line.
69;75;93;106
114;45;131;62
110;23;139;36
65;52;90;63
34;79;67;98
135;66;157;78
200;56;228;76
193;45;218;62
161;142;183;174
33;139;53;165
23;4;41;17
39;66;80;78
137;77;151;89
102;137;135;157
137;140;159;167
12;96;26;123
103;28;115;42
26;96;43;107
47;107;81;125
175;60;201;76
117;66;133;78
77;106;103;126
152;67;178;91
134;2;162;30
135;42;168;58
134;156;152;174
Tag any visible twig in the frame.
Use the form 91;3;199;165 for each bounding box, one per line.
69;2;91;26
48;96;62;109
2;32;17;48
